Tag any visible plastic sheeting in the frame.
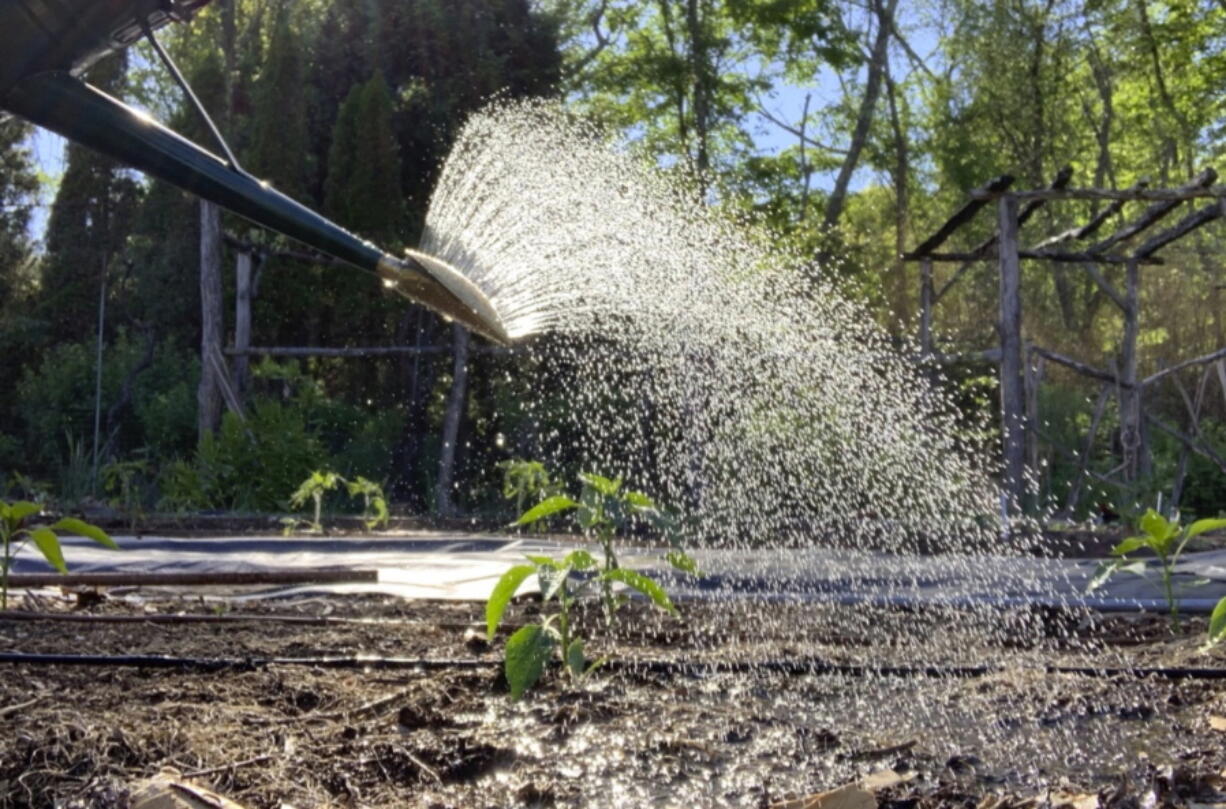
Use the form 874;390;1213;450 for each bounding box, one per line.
13;532;1226;611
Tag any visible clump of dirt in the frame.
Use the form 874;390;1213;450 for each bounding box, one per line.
1;594;1225;809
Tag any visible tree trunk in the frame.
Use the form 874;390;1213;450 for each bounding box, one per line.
198;200;224;440
233;250;252;401
997;195;1026;515
822;0;897;230
884;69;910;328
436;324;470;517
685;0;711;189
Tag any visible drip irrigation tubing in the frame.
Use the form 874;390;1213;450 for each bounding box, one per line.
1;651;1224;680
5;569;379;587
0;610;497;631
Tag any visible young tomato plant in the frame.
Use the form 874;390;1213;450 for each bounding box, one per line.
0;500;117;608
1089;508;1226;633
485;472;699;699
284;471;390;534
346;476;390;531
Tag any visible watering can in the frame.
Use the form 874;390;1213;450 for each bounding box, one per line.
0;0;509;344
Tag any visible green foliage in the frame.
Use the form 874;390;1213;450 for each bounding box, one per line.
286;470;344;534
346;476;390;531
283;470;390;534
486;471;697;699
499;459;561;523
100;458;151;532
1089;508;1226;633
0;499;116;608
164;400;326;513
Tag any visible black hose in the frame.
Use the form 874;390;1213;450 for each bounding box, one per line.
2;652;1224;680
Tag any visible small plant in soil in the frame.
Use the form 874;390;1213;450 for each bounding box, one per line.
346;476;390;531
283;471;389;534
1089;508;1226;633
485;472;699;699
0;499;117;608
497;459;559;527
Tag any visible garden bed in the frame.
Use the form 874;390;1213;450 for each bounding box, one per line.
2;593;1226;808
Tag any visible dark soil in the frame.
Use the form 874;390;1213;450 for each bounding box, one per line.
2;593;1226;809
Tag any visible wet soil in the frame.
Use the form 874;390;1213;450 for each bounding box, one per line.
2;593;1226;809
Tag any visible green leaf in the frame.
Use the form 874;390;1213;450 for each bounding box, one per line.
1118;561;1147;577
486;564;536;640
565;638;586;677
541;565;572;602
578;473;621;496
29;527;67;573
666;551;701;576
1111;537;1149;556
1186;518;1226;540
601;568;678;616
514;496;579;526
624;490;656;510
1207;597;1226;647
563;549;597;570
505;624;554;700
525;554;561;568
1139;509;1172;542
1087;560;1121;593
49;518;117;549
7;501;41;524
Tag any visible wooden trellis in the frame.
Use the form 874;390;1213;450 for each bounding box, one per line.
903;167;1226;517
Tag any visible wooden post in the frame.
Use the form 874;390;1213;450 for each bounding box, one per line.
233;250;252;402
919;257;934;357
198;200;224;440
436;324;470;517
997;194;1026;515
1119;258;1141;481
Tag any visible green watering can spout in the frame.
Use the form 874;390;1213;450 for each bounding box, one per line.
0;0;510;345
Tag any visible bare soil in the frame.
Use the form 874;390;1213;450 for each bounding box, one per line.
2;592;1226;809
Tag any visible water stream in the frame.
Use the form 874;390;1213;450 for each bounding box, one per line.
412;101;1205;792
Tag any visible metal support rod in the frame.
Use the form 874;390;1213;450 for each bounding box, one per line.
140;17;240;170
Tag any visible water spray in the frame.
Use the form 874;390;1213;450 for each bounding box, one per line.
0;0;510;345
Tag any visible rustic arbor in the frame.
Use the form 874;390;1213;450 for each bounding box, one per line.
904;169;1226;518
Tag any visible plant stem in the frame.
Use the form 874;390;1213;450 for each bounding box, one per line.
1161;565;1180;633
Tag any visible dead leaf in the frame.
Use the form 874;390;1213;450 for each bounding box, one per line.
130;771;251;809
861;769;915;792
1050;791;1098;809
770;783;877;809
1208;715;1226;732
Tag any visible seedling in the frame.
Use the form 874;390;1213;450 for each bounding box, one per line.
285;470;343;534
485;472;699;699
498;460;558;526
1089;508;1226;633
0;500;117;608
346;476;390;531
284;471;389;534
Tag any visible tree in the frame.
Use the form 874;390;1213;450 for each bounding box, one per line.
39;53;142;346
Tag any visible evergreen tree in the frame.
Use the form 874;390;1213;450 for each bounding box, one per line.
0;118;37;305
246;3;311;200
325;73;405;242
39;53;142;345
